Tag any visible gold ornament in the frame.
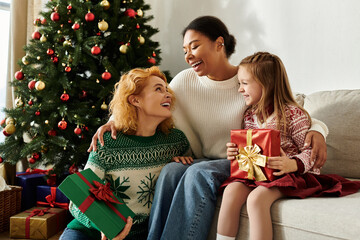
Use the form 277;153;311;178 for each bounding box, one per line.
5;124;16;135
100;0;110;10
92;105;95;109
119;44;128;54
101;102;108;110
138;35;145;45
37;56;41;60
137;9;143;17
40;35;47;42
5;117;15;125
45;120;49;124
15;98;24;107
98;19;109;31
22;56;29;65
63;40;72;46
57;30;61;34
35;80;46;91
96;79;100;83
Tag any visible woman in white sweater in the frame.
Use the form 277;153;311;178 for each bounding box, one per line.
89;16;328;240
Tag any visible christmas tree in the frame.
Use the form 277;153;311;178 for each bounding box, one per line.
0;0;165;179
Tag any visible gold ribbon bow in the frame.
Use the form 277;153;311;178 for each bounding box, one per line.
236;129;268;181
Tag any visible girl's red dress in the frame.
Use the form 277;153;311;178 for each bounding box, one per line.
220;105;360;198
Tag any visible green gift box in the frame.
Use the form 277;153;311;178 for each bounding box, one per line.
58;168;135;239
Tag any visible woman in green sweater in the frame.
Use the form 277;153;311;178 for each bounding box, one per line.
59;66;191;240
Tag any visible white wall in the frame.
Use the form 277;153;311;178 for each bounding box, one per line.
146;0;360;94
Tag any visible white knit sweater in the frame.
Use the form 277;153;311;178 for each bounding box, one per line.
169;68;328;160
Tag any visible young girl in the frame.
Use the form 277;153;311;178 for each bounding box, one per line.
59;66;191;240
217;52;360;240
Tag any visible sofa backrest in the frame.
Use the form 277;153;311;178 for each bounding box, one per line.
303;89;360;178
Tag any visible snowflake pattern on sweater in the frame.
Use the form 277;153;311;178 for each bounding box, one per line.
244;105;320;174
68;128;190;239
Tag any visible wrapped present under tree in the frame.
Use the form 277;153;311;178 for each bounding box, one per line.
10;207;66;239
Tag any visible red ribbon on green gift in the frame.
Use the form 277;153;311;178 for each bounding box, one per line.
76;172;126;222
24;208;59;239
37;186;69;209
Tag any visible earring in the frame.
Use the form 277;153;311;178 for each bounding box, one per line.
221;43;224;46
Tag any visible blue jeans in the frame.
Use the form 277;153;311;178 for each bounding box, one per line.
147;159;230;240
60;227;97;240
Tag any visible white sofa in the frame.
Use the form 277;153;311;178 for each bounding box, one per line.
208;89;360;240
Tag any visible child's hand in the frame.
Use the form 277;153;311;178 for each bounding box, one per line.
226;142;238;160
267;148;298;176
172;156;193;165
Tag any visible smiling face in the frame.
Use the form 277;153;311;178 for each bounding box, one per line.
238;66;263;106
133;75;172;122
183;30;221;78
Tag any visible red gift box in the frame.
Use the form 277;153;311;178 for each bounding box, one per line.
230;129;280;181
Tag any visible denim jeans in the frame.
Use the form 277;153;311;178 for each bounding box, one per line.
147;159;230;240
59;227;97;240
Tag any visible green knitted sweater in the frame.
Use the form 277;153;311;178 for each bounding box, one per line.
67;129;190;240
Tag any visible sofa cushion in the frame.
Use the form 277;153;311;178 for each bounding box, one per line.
303;89;360;178
209;192;360;239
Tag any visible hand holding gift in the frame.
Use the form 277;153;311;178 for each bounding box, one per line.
267;148;298;176
229;129;281;182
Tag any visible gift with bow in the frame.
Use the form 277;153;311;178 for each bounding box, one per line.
36;186;69;209
58;168;135;240
230;129;280;181
16;169;48;210
10;207;66;239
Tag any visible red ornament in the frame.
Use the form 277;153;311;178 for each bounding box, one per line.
34;18;41;26
52;56;59;63
58;119;67;130
32;152;40;160
28;158;36;164
96;32;101;36
85;12;95;22
80;90;87;98
68;19;72;24
69;164;79;174
60;92;70;102
65;66;72;72
3;129;10;137
91;45;101;55
28;80;36;90
101;71;112;80
41;18;47;25
0;157;3;163
136;23;140;29
32;31;41;40
148;57;156;65
15;71;24;80
47;48;54;55
51;12;60;21
125;9;137;18
74;127;82;135
72;22;80;30
35;110;41;116
152;52;156;57
0;118;5;127
48;129;57;136
67;4;72;10
28;99;33;106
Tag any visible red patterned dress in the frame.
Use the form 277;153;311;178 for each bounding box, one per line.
221;105;360;198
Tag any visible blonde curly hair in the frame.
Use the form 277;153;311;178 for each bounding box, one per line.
109;66;175;135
